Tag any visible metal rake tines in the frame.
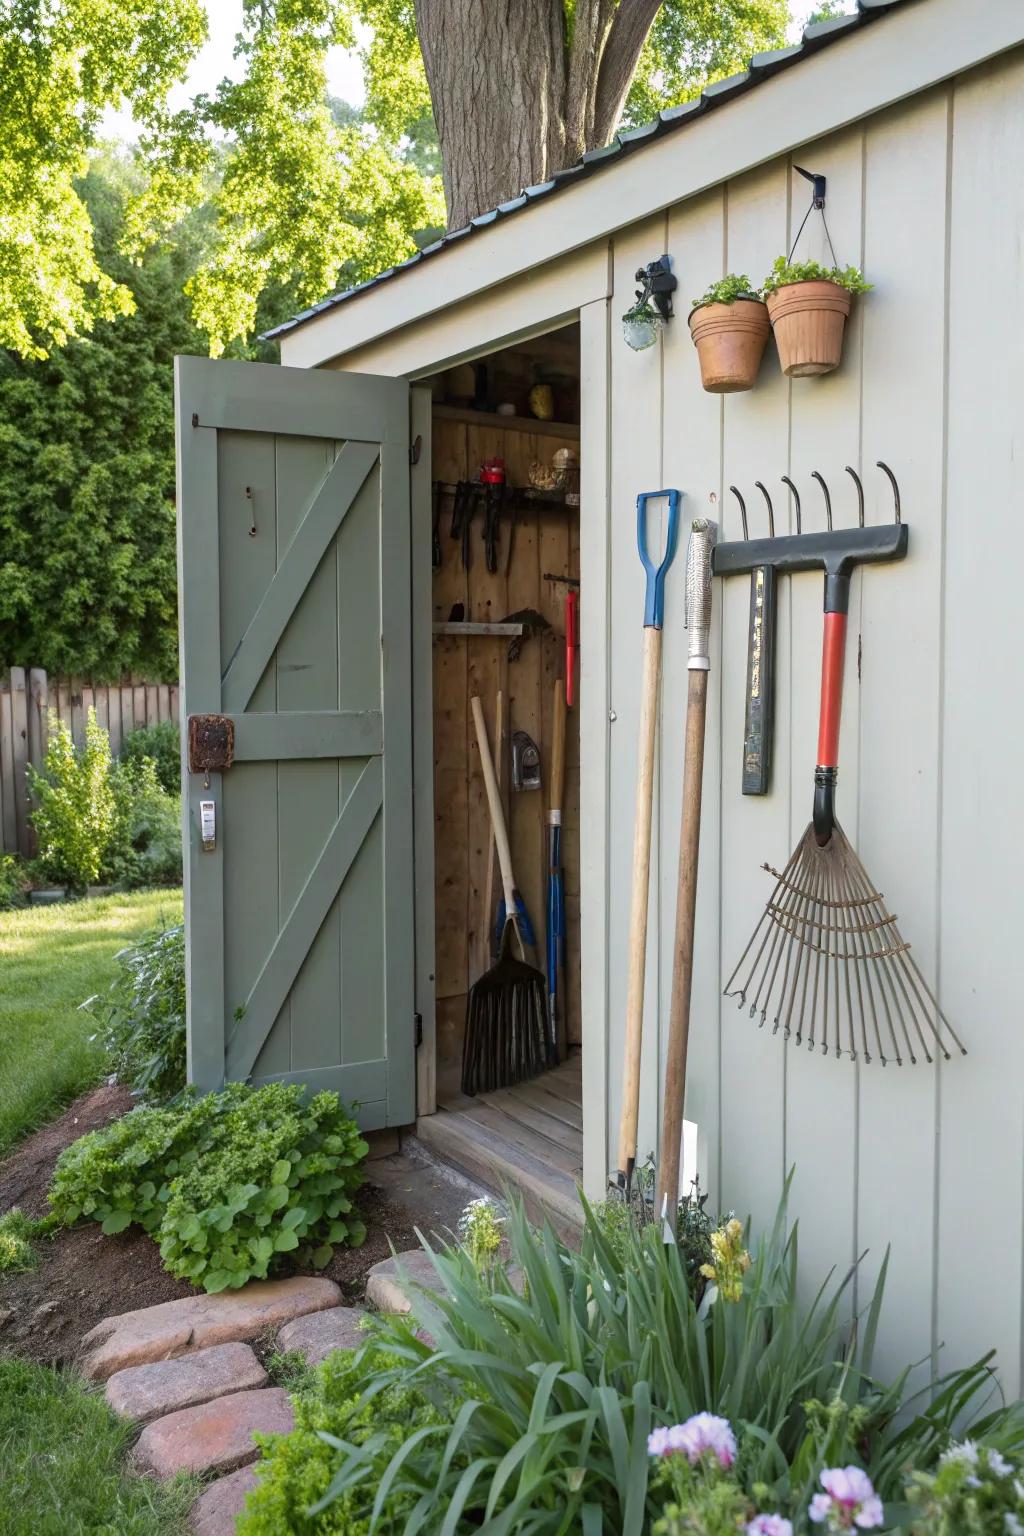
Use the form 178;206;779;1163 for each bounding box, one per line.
723;822;967;1066
462;966;548;1095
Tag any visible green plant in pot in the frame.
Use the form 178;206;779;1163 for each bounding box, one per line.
688;274;770;393
762;257;871;378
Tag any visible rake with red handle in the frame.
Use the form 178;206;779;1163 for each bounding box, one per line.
721;464;966;1066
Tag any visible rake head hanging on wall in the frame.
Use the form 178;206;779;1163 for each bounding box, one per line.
717;464;967;1066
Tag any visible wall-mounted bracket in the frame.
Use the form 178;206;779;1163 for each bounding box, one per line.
794;164;826;209
634;255;678;321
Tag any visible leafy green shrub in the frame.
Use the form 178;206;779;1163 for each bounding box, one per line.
110;758;182;887
29;710;120;891
691;273;762;309
0;852;27;909
28;710;181;892
86;923;186;1102
120;721;181;796
259;1189;1024;1533
599;1169;716;1297
49;1082;368;1292
0;1208;40;1272
762;257;872;295
237;1341;448;1535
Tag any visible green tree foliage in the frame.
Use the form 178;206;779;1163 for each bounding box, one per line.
179;2;445;355
0;156;199;677
2;1;444;359
0;0;207;358
622;0;790;129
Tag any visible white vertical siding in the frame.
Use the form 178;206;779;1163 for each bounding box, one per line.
600;55;1024;1394
937;52;1024;1389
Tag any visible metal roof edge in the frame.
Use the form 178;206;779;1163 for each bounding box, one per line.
263;1;905;342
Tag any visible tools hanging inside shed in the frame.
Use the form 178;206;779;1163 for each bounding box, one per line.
511;731;541;792
431;439;581;1094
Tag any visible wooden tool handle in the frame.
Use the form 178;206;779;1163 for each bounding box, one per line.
550;679;566;822
658;668;709;1219
471;695;517;916
618;624;662;1175
480;690;504;974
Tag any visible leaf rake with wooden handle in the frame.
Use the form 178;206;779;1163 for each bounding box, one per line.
724;477;966;1067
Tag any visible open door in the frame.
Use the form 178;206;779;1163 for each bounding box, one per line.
174;357;417;1131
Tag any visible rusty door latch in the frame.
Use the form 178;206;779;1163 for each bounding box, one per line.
187;714;234;776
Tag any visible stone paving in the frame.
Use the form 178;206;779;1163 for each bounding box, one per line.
276;1304;368;1366
106;1342;268;1424
81;1256;438;1532
80;1275;341;1381
134;1387;295;1480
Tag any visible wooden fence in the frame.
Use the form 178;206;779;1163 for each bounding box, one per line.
0;668;180;856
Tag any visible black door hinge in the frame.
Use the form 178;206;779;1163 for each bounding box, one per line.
409;434;422;466
414;1012;423;1048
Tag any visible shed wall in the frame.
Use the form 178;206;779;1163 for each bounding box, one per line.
598;52;1024;1396
318;46;1024;1395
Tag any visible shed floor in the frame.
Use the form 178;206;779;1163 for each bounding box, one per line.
416;1051;583;1237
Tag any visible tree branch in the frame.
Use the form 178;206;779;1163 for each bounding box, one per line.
592;0;665;148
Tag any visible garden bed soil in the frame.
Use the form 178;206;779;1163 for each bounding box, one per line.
0;1087;425;1368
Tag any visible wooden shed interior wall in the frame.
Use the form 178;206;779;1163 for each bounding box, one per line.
428;340;582;1087
592;51;1024;1396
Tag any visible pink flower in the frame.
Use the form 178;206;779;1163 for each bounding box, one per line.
747;1517;793;1536
808;1467;884;1530
647;1413;737;1469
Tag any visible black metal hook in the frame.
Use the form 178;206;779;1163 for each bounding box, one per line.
729;485;748;541
844;466;865;528
876;461;901;525
780;475;802;535
754;481;775;539
794;164;826;209
811;470;832;531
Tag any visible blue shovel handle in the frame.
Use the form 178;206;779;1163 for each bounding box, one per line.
636;489;682;628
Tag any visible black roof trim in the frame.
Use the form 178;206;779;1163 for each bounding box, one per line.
264;2;898;342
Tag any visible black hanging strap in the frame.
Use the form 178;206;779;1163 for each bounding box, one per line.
787;165;839;267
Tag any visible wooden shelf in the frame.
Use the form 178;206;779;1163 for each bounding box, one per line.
432;621;524;638
432;404;580;441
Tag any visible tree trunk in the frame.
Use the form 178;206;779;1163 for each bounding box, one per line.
414;0;664;230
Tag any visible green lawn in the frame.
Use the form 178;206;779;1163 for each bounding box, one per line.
0;1357;197;1536
0;889;183;1156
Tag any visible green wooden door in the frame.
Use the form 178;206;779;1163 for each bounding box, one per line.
174;356;415;1130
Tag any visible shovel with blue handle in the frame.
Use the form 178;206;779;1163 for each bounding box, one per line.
613;488;681;1198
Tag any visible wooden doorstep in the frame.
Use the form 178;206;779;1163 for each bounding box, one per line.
416;1109;582;1239
421;1054;585;1237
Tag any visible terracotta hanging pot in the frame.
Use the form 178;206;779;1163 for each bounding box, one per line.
765;280;852;377
688;298;771;393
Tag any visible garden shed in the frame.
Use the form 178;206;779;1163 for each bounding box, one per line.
176;0;1024;1399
